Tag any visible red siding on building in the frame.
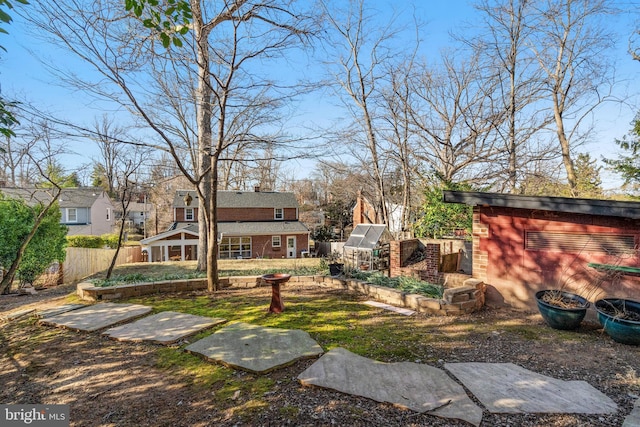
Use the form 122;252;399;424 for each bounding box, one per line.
247;233;310;259
174;208;199;222
474;206;640;309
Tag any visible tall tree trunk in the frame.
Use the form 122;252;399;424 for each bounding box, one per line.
192;0;213;272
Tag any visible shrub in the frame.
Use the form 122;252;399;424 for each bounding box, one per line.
101;233;120;249
66;235;104;248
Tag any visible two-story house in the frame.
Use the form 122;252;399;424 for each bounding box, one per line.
0;187;116;236
139;188;310;262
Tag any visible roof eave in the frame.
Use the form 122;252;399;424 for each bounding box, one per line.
443;191;640;219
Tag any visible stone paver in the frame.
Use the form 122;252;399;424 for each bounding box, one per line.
39;303;152;332
185;322;323;374
0;308;36;322
36;304;87;319
298;347;483;426
445;362;618;414
623;398;640;427
363;300;416;316
103;311;226;344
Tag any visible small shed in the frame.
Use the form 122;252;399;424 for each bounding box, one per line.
343;224;391;271
443;190;640;310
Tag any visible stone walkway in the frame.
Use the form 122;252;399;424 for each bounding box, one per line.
17;302;638;426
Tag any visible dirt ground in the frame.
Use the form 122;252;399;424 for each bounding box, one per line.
1;284;639;427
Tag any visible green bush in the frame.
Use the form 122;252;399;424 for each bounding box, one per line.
14;202;67;286
66;235;104;248
101;234;120;249
346;270;444;299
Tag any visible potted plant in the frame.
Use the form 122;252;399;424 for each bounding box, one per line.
535;289;591;330
327;251;344;276
594;298;640;345
535;256;607;330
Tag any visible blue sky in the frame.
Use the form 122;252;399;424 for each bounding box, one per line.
1;0;639;191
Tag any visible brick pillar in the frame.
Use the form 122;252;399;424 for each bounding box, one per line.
422;243;441;283
472;207;489;282
389;240;401;277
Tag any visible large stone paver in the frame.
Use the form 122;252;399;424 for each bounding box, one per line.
185;322;323;374
623;398;640;427
298;347;483;426
103;311;226;344
39;303;152;332
37;304;87;319
445;362;618;414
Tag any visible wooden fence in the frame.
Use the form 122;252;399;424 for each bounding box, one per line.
62;246;143;283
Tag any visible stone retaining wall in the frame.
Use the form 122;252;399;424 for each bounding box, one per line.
77;276;486;316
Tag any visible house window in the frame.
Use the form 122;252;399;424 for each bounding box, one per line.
219;236;252;259
185;208;194;221
274;208;284;220
106;208;111;221
67;208;77;223
272;236;281;248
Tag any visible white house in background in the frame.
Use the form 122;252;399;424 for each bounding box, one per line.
0;187;117;236
124;200;153;236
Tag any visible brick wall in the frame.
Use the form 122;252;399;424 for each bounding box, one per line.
389;239;421;276
472;207;488;282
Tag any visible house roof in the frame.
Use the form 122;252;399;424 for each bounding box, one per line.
443;191;640;220
173;190;299;209
218;221;309;236
0;187;109;208
140;221;309;245
140;223;199;245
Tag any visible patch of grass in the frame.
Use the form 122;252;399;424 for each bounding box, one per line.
279;405;300;419
155;347;232;389
228;399;270;422
88;259;326;287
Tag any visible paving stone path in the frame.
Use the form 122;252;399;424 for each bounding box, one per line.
186;322;324;374
103;311;227;345
26;302;640;426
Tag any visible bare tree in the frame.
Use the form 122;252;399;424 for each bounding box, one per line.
105;145;149;279
529;0;617;195
21;0;318;291
468;0;552;193
90;115;127;196
378;57;420;234
321;0;405;227
410;51;505;186
0;128;36;187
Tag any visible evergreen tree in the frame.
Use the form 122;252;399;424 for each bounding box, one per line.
604;115;640;191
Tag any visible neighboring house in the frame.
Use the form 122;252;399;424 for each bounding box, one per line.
124;200;154;237
353;193;404;236
0;187;116;236
140;188;310;262
443;191;640;310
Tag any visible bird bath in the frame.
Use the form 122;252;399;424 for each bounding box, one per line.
261;273;292;313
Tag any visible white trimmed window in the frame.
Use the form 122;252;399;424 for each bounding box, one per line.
219;236;252;259
272;236;281;248
106;208;111;221
185;207;194;221
274;208;284;220
67;208;77;223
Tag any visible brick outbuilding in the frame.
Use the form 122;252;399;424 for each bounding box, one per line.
443;191;640;310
